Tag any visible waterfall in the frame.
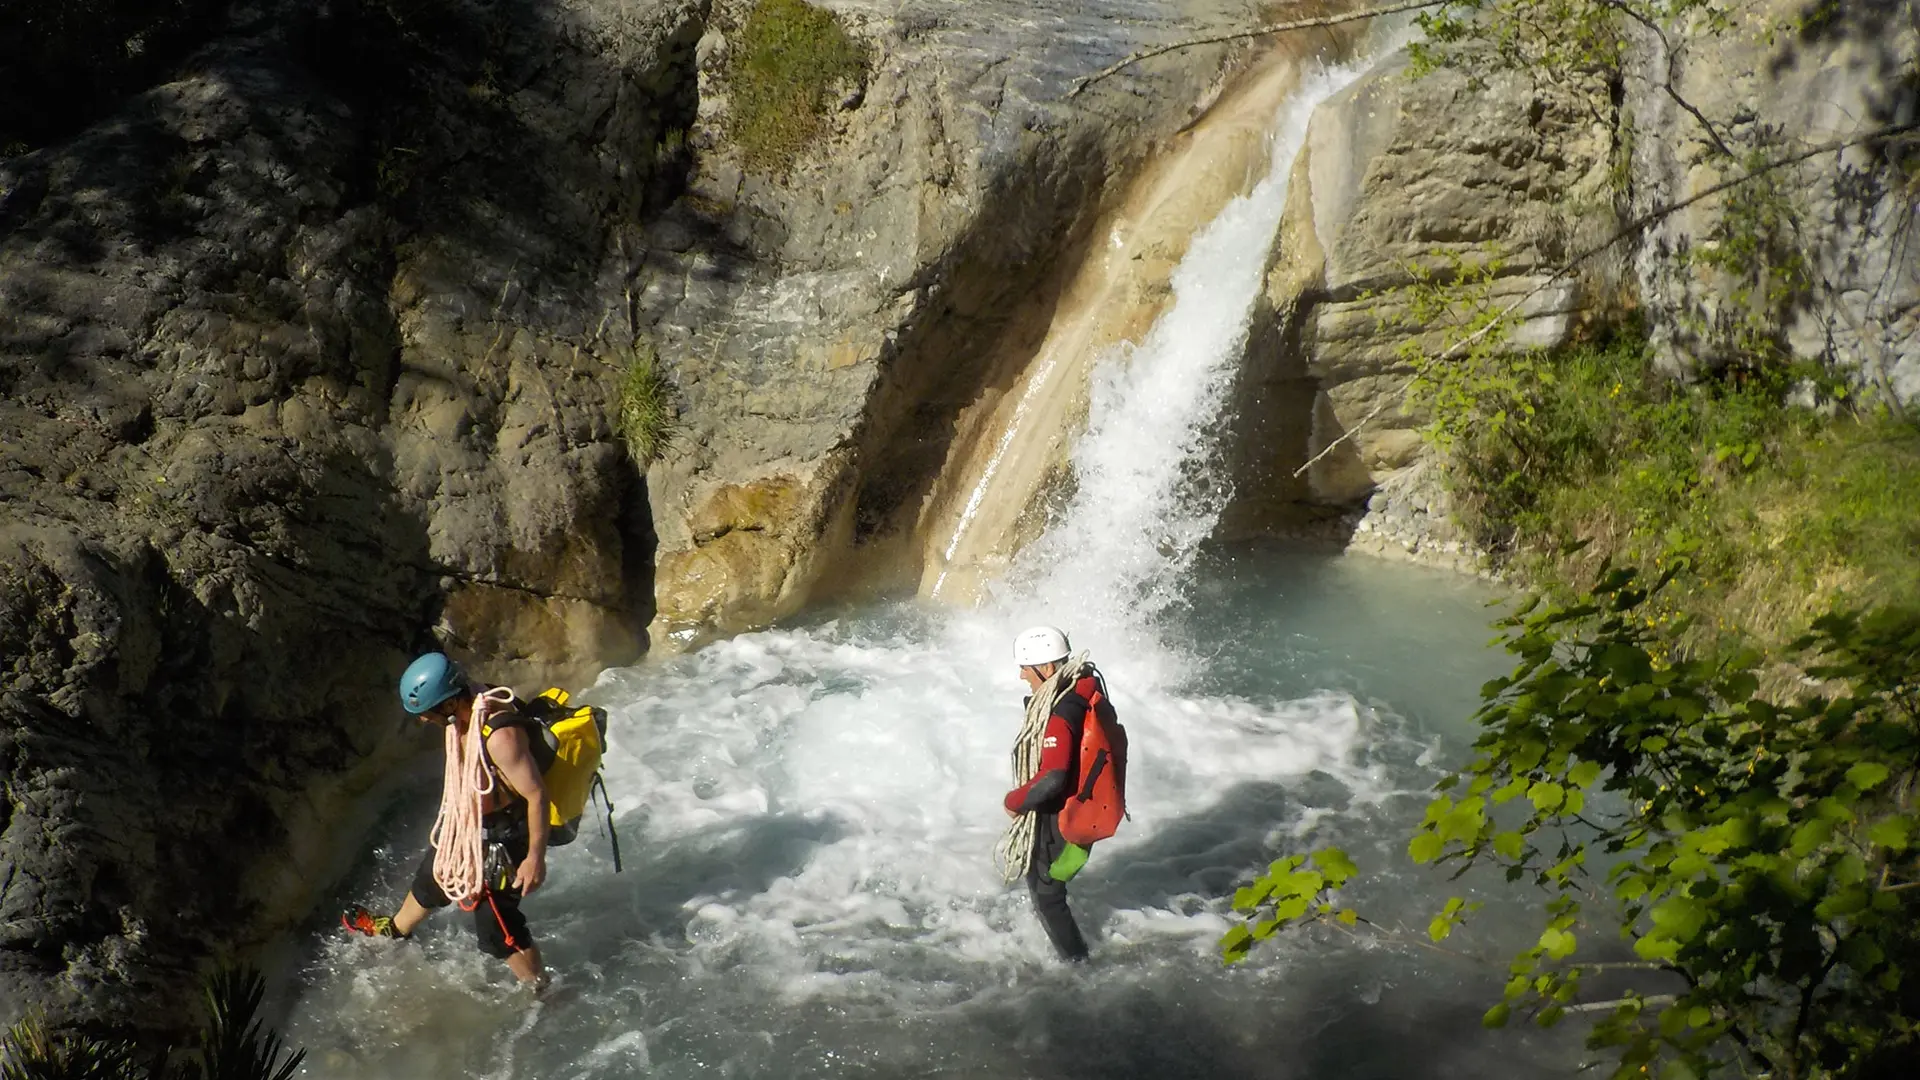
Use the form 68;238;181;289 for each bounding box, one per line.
996;62;1368;683
275;43;1576;1080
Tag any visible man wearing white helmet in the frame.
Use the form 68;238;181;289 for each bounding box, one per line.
998;624;1119;961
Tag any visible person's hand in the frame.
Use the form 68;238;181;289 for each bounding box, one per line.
514;854;547;896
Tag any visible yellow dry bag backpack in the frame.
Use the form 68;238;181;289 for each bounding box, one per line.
487;687;623;871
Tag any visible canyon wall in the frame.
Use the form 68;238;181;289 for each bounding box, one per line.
0;0;1263;1031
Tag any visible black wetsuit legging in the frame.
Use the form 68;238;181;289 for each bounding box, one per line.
408;809;533;959
1026;814;1091;961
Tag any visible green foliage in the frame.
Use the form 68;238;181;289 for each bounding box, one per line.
1410;1;1732;87
0;1017;143;1080
724;0;870;175
1223;571;1920;1078
1222;848;1363;963
1410;569;1920;1078
618;342;680;466
1396;254;1547;455
0;969;303;1080
1677;142;1817;364
1431;327;1920;654
185;970;303;1080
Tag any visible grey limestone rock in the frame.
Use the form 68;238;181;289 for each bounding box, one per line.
1218;44;1615;546
2;0;701;1032
1623;0;1920;402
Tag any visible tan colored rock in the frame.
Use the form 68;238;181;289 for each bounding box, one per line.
638;0;1276;638
649;454;857;648
1220;45;1616;540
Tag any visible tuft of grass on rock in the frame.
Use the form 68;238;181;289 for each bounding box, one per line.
1;1014;144;1080
618;343;680;466
724;0;869;176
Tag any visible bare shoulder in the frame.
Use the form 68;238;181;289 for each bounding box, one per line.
485;716;532;757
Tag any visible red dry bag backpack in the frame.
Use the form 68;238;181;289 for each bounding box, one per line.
1057;668;1128;845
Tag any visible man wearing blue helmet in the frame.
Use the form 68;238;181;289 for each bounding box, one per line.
342;652;553;990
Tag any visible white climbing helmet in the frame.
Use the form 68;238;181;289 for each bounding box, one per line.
1013;625;1071;667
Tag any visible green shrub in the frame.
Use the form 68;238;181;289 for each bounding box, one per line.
0;1016;144;1080
724;0;869;175
618;343;680;466
1428;326;1920;657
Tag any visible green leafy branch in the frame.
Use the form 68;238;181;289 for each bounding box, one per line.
1218;565;1920;1078
1221;848;1365;962
1407;568;1920;1078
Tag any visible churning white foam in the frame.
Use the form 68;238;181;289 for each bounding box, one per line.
276;54;1462;1080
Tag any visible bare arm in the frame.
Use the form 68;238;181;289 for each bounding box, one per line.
487;725;551;895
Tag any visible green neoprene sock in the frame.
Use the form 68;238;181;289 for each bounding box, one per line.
1049;843;1090;882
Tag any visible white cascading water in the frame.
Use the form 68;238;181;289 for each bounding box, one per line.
275;50;1582;1080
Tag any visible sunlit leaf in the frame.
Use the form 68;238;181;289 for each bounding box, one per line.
1528;782;1566;813
1409;831;1446;864
1846;762;1891;790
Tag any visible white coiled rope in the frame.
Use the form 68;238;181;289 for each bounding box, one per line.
993;653;1088;883
430;686;517;907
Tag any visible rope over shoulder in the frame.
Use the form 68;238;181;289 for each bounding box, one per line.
994;652;1090;883
430;686;517;909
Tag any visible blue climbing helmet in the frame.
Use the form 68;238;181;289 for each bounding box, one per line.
399;652;466;714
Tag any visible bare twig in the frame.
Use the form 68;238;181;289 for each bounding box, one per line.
1596;0;1735;158
1293;394;1398;478
1067;0;1450;97
1565;994;1678;1014
1289;121;1920;478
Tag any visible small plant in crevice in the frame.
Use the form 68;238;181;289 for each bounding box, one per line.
0;1015;145;1080
618;341;681;467
723;0;870;176
0;968;303;1080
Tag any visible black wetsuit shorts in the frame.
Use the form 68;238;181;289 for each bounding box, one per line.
409;809;533;959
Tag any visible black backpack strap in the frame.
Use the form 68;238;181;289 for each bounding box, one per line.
591;772;623;874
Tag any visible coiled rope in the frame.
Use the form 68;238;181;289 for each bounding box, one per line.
993;652;1088;884
430;686;517;908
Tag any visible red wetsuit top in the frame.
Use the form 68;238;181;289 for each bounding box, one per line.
1003;682;1092;815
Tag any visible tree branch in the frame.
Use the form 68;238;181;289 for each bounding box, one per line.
1289;121;1920;478
1067;0;1451;97
1564;994;1678;1014
1596;0;1735;159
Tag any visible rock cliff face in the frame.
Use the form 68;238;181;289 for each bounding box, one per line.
1;0;1261;1032
1220;2;1916;561
2;0;697;1031
638;0;1258;646
1218;45;1616;558
1624;0;1919;400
